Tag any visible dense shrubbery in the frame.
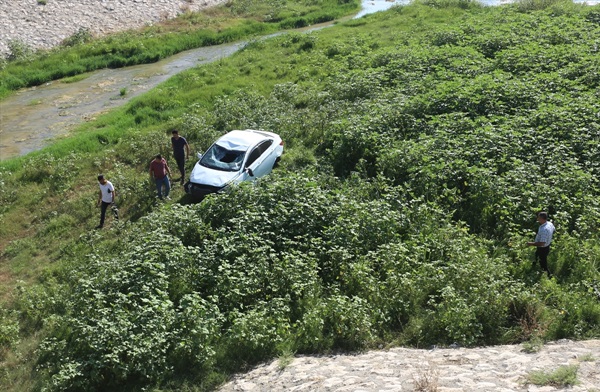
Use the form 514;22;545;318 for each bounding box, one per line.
1;1;599;390
37;177;520;389
36;175;599;389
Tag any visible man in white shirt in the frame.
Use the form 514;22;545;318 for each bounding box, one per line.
96;174;118;229
527;211;555;274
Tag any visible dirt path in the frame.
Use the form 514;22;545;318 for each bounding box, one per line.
219;339;600;391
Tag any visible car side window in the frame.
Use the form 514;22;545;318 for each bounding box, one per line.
245;140;273;167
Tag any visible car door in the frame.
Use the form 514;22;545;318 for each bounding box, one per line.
245;139;275;179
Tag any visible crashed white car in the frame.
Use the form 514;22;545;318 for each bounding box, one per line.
184;129;284;198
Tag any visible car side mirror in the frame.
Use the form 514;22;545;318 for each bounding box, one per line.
246;168;254;177
196;152;203;160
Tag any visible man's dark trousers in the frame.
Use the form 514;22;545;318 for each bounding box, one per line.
175;154;185;182
535;246;550;273
99;201;111;227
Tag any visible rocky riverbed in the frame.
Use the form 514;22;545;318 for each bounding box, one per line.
0;0;227;57
219;339;600;391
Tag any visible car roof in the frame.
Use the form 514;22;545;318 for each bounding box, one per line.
215;129;271;151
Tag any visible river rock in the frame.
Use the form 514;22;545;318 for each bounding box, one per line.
219;340;600;391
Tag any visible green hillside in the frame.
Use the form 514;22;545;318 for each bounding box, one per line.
1;0;599;390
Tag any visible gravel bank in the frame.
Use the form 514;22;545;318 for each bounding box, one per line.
219;339;600;391
0;0;228;57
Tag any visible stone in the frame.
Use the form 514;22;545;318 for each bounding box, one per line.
219;340;600;391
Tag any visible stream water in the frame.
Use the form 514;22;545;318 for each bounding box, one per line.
0;42;245;159
0;0;597;160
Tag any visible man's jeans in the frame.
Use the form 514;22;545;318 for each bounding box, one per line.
155;177;170;199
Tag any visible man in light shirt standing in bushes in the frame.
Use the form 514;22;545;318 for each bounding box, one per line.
527;211;555;275
96;174;118;229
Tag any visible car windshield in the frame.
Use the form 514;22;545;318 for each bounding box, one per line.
200;143;246;172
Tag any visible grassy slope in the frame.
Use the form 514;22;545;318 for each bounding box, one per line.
0;0;360;99
1;0;599;390
0;0;361;295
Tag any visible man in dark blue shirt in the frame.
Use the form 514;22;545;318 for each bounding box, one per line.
171;130;190;185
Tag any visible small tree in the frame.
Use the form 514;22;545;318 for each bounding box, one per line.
6;39;33;61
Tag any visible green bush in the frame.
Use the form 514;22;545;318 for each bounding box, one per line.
61;27;93;47
0;308;19;355
6;39;34;61
37;236;217;390
34;175;552;387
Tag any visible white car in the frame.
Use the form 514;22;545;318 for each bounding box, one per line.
185;129;284;198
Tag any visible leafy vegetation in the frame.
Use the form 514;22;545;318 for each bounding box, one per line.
1;0;600;390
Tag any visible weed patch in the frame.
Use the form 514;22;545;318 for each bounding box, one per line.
525;364;579;387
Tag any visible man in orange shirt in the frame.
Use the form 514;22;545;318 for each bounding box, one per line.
149;154;172;200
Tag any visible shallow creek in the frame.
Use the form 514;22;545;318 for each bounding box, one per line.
0;42;245;159
0;0;596;159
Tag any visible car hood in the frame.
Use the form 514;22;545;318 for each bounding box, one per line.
189;162;242;187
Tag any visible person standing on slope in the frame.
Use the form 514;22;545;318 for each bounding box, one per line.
527;211;555;274
171;129;190;185
96;174;118;229
149;154;172;200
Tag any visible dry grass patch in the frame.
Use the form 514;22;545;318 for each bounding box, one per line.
413;364;439;392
